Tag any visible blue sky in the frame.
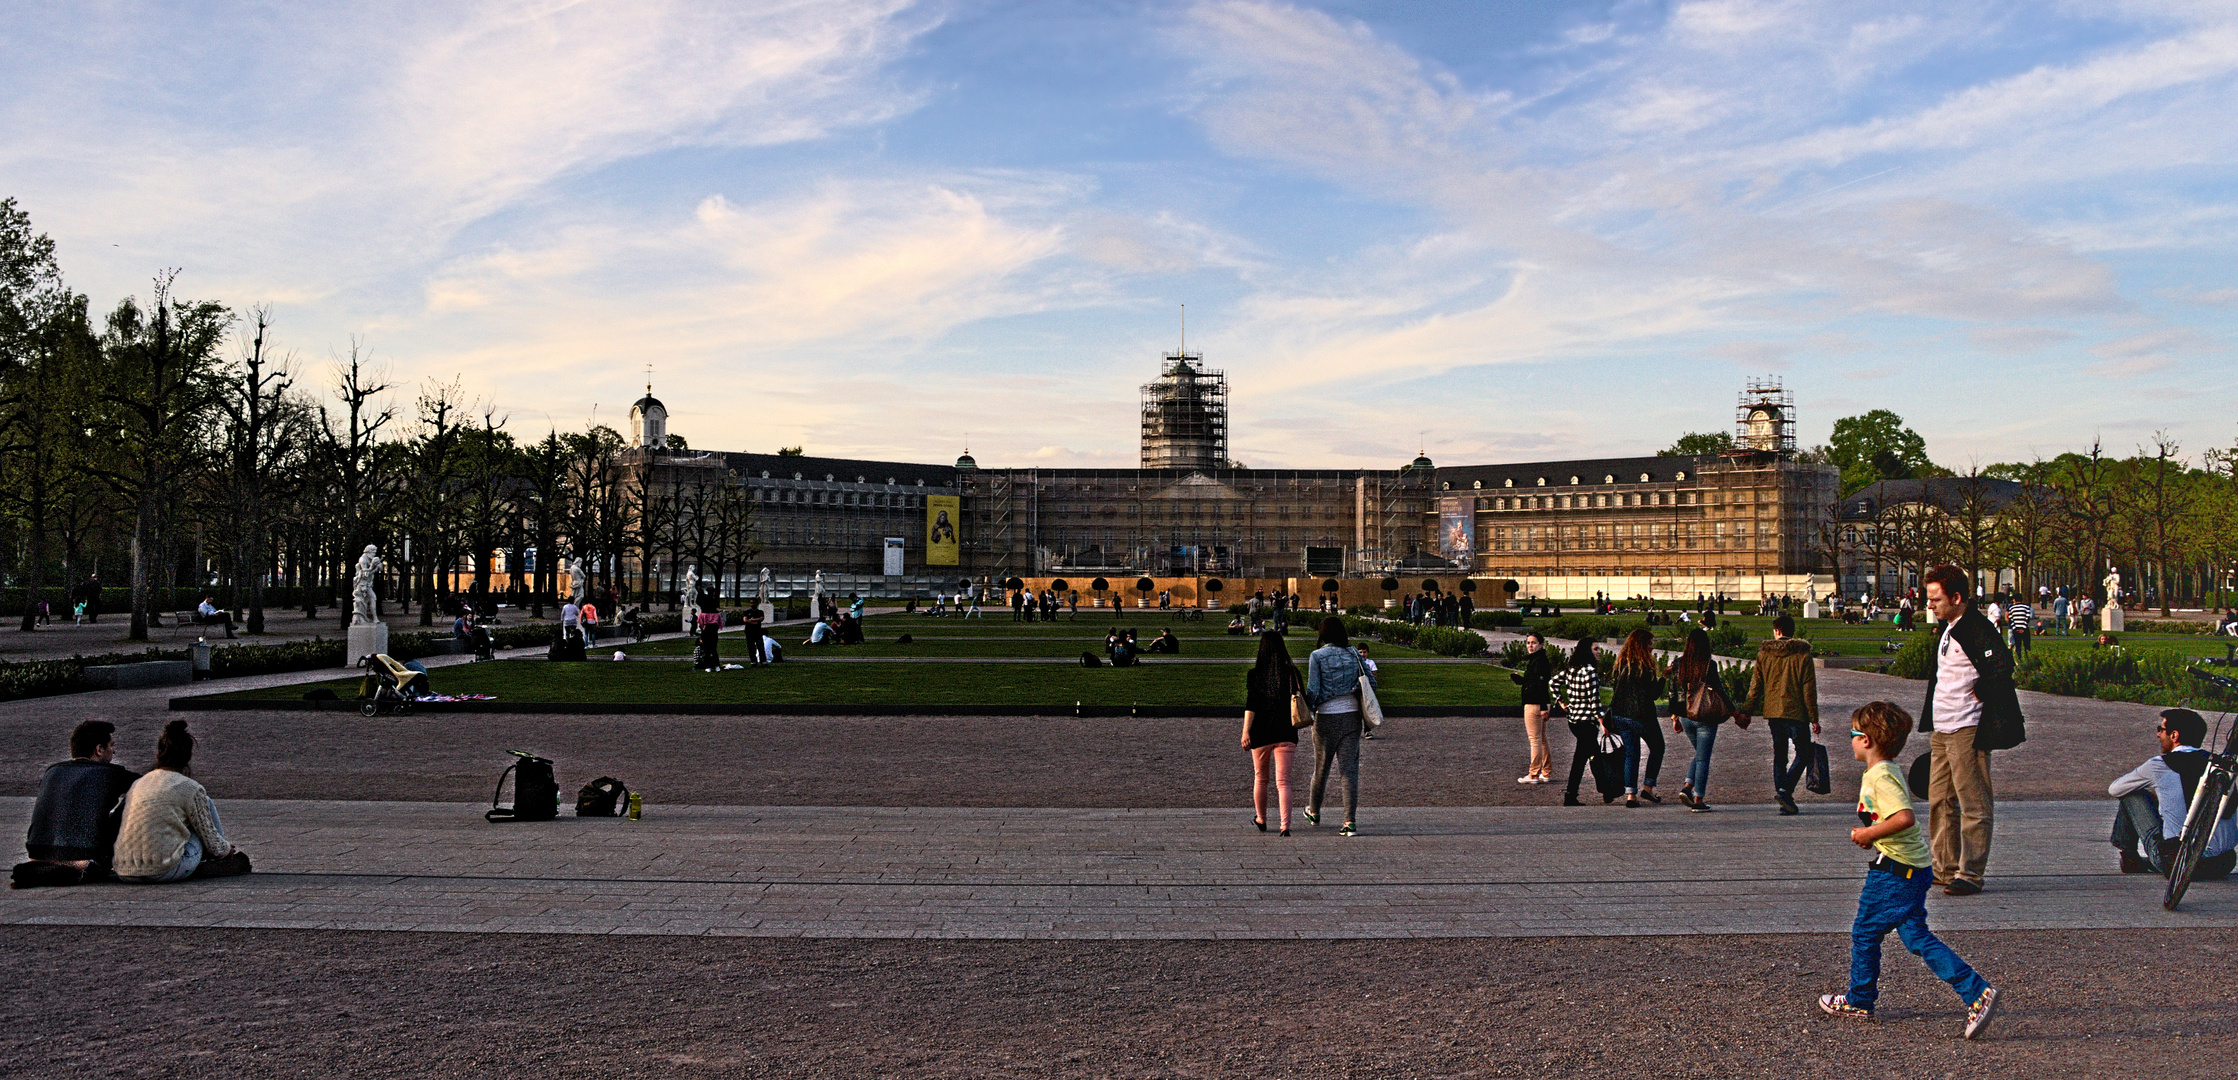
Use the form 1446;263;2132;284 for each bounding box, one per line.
4;0;2235;470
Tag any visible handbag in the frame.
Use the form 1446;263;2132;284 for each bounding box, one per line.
1290;690;1317;729
1684;677;1731;724
1805;741;1832;795
1356;674;1384;730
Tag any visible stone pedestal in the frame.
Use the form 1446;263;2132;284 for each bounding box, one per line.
2104;603;2125;632
347;622;390;665
758;600;776;625
1803;599;1820;620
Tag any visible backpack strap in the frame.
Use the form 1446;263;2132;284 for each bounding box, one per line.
485;762;520;822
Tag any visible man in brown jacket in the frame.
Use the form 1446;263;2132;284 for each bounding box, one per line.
1737;614;1820;814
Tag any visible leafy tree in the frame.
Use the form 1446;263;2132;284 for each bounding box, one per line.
1827;410;1935;496
0;201;98;628
1659;431;1731;457
777;445;803;456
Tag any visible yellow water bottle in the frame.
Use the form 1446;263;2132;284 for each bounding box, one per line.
627;791;642;821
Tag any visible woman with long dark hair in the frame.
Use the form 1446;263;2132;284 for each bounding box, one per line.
113;721;249;883
1667;627;1732;812
1305;616;1374;836
1511;631;1553;783
1553;636;1605;806
1241;630;1302;835
1608;628;1667;807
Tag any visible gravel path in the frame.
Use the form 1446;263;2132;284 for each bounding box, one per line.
2;925;2229;1078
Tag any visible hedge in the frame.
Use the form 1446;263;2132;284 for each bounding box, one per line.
2015;647;2236;708
1470;610;1523;629
1340;615;1488;657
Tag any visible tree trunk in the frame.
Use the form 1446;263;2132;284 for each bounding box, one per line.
128;505;152;641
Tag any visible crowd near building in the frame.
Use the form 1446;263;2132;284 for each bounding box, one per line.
618;361;1841;606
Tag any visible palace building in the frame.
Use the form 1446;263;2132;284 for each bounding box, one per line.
622;367;1835;602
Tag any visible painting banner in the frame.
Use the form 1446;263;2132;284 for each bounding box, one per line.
925;495;960;565
1439;497;1474;566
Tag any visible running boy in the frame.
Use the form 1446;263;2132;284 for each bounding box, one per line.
1818;701;2002;1038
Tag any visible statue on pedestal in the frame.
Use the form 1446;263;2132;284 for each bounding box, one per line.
681;565;701;624
352;545;384;626
810;569;826;618
756;566;775;624
2103;562;2126;632
568;558;588;606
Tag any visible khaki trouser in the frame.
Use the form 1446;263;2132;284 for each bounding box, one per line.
1927;726;1994;886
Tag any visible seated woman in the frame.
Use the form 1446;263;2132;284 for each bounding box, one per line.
113;721;248;884
804;618;835;645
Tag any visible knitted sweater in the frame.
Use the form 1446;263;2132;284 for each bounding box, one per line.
112;769;234;879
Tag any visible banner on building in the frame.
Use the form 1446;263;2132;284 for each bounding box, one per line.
1439;497;1475;566
925;496;960;565
883;537;905;576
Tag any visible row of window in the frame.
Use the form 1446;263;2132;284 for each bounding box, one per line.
752;489;930;508
1445;470;1690;491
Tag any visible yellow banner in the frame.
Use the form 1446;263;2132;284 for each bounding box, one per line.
925;495;960;565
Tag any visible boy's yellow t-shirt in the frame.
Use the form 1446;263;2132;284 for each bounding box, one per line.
1857;760;1931;869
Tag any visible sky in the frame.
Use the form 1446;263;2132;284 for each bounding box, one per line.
4;0;2236;472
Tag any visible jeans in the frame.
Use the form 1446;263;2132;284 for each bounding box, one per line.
2111;790;2168;871
1608;715;1662;793
1847;862;1988;1012
1769;720;1812;796
122;835;203;884
1681;719;1719;799
1311;714;1362;823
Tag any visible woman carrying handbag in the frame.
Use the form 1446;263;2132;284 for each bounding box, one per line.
1553;636;1607;806
1240;630;1303;836
1305;617;1374;836
1666;627;1733;813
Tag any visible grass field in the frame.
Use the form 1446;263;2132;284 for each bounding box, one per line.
217;656;1521;707
621;618;1440;660
1550;613;2234;662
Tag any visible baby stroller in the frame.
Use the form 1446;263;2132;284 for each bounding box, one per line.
357;653;429;716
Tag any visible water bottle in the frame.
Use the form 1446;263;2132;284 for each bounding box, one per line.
627;791;642;821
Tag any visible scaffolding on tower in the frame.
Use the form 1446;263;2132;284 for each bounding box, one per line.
1140;352;1228;470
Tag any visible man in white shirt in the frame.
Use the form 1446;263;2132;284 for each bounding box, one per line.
2110;709;2236;880
194;597;235;638
559;600;581;643
1918;565;2026;896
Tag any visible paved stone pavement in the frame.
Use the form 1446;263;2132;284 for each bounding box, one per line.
8;796;2230;939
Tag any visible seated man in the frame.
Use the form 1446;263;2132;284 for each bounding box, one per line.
1226;615;1248;635
20;721;140;881
804;618;834;645
194;597;236;638
1146;629;1181;654
2110;709;2236;879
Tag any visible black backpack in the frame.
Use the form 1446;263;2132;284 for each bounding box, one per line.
485;751;558;822
575;776;630;817
1079;651;1102;668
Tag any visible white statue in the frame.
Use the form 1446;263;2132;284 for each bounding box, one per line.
810;569;825;615
568;558;588;605
351;545;383;626
681;565;701;623
757;566;772;603
2103;563;2123;605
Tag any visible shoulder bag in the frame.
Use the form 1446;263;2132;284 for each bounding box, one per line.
1684;676;1731;723
1357;673;1384;731
1290;691;1317;729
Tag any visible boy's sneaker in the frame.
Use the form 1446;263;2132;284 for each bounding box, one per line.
1816;994;1873;1021
1964;987;1999;1040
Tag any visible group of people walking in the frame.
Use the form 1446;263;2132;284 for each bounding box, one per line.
1510;616;1820;813
1239;617;1377;837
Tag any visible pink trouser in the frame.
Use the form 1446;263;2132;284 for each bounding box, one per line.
1251;743;1294;829
1523;704;1550;778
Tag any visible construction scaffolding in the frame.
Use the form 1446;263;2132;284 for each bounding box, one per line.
1140;352;1227;470
1734;377;1797;456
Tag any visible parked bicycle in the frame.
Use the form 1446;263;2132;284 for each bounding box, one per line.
2165;668;2238;911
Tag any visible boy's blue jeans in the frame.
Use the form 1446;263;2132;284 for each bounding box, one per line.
1848;862;1988;1011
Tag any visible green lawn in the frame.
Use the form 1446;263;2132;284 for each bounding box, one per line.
214;657;1521;708
622;622;1438;660
1603;614;2234;662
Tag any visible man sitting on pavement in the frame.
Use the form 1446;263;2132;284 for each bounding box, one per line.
2110;708;2236;880
14;721;141;886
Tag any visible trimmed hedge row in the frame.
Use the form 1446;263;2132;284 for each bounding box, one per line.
1340;615;1488;657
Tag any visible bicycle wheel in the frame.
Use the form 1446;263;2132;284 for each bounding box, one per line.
2164;767;2232;911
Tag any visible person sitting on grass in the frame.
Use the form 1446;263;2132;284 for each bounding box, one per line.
113;721;250;884
1817;701;2000;1039
1227;615;1248;635
2110;708;2236;880
804;618;835;645
1146;628;1181;654
16;721;140;885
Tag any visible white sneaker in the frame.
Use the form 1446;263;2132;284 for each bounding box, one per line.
1518;775;1536;784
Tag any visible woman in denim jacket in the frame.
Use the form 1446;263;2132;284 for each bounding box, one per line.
1304;617;1376;836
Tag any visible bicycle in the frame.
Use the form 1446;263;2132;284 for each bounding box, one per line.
2163;668;2238;911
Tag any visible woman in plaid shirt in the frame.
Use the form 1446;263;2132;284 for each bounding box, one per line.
1555;636;1607;806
